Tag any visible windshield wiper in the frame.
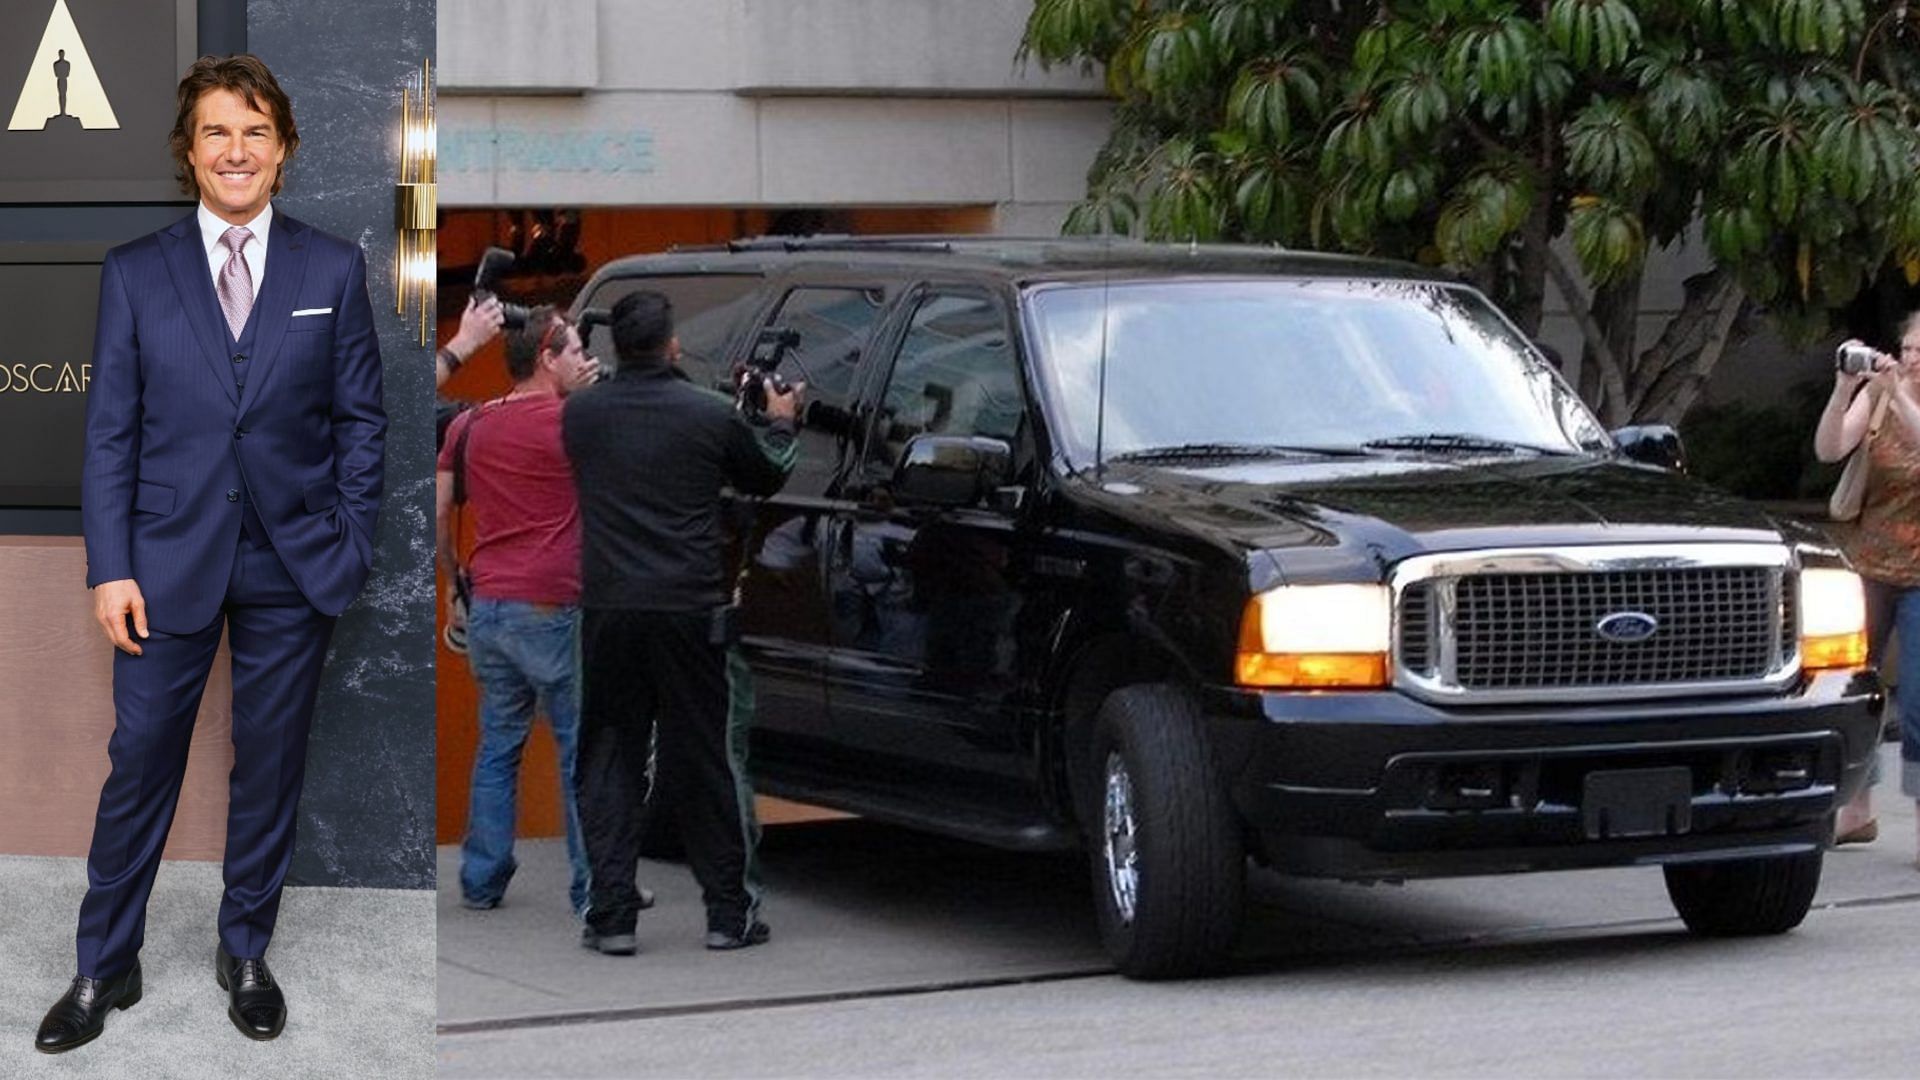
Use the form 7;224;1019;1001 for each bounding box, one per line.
1362;433;1572;456
1111;442;1367;463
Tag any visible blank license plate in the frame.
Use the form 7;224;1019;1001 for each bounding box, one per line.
1582;767;1693;840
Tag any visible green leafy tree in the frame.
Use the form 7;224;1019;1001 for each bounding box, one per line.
1021;0;1920;425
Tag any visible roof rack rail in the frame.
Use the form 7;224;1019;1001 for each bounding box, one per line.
671;234;1142;256
716;234;959;254
664;233;1278;259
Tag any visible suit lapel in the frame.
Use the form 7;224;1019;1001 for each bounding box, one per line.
158;214;238;407
238;212;312;419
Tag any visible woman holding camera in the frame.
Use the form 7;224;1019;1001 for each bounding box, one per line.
1815;311;1920;865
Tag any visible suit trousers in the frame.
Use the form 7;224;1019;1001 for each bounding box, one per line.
75;533;336;978
577;608;763;937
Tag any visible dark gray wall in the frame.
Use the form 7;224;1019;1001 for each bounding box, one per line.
250;0;436;889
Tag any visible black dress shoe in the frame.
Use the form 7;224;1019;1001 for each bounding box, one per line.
215;945;286;1040
34;962;142;1054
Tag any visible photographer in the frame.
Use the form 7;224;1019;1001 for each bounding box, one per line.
563;291;802;953
1813;311;1920;861
436;306;599;916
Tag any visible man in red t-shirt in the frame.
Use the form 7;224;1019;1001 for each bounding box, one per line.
436;306;598;915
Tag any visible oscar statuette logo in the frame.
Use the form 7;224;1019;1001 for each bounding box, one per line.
6;0;118;132
0;362;90;394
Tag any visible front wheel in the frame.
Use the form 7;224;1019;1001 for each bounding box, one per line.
1088;684;1245;979
1663;850;1822;936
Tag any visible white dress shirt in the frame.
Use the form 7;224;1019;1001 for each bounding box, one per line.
196;202;272;301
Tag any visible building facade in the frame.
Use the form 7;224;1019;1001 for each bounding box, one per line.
438;0;1111;233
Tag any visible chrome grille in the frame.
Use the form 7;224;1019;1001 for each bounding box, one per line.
1390;544;1798;703
1399;582;1436;677
1779;580;1798;661
1450;568;1778;689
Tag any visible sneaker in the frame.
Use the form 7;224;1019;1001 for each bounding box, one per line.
579;927;637;956
460;894;501;911
704;920;770;951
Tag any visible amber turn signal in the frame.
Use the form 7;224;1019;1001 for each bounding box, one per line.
1235;650;1389;688
1801;630;1868;671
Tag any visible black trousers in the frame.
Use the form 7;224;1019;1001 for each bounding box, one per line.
577;608;762;935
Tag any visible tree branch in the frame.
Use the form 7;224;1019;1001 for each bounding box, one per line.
1625;270;1725;416
1545;246;1629;423
1651;281;1748;425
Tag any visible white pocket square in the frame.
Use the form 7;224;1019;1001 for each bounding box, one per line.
291;307;333;317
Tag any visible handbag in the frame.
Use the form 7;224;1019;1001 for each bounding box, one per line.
1829;387;1894;521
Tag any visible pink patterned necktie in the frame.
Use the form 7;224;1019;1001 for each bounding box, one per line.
216;226;254;339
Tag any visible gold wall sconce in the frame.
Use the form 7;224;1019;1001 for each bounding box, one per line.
395;58;435;346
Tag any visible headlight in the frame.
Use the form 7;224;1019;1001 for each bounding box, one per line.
1799;567;1868;671
1236;584;1390;689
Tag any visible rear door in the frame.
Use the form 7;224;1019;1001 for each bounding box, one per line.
726;273;902;765
823;283;1046;815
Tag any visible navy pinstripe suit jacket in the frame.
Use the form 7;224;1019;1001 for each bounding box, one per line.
80;210;386;633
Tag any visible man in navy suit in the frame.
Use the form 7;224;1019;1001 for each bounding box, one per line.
34;55;385;1053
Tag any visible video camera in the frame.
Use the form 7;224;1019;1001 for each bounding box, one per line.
474;247;533;331
1835;341;1886;376
576;307;614;381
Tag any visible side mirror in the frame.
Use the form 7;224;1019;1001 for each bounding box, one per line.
892;435;1012;508
1611;424;1688;472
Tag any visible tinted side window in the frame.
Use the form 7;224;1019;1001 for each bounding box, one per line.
580;274;764;391
868;292;1024;474
765;286;889;498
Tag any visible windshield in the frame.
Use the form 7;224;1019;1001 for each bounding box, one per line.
1025;279;1609;467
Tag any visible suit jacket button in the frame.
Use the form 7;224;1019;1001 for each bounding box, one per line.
232;354;245;363
233;428;245;439
226;489;240;502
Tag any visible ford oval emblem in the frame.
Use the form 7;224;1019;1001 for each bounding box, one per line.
1595;612;1659;643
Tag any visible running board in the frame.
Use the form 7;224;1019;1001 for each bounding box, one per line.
755;775;1080;853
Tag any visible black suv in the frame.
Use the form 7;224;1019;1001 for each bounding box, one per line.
571;236;1882;978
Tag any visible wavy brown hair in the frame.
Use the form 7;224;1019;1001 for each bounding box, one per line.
168;54;299;199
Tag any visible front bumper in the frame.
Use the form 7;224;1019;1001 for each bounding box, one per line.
1203;669;1884;880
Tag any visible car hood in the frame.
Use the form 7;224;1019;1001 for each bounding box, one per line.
1072;453;1791;587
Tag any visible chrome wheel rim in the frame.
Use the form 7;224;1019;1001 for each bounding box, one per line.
1103;751;1139;925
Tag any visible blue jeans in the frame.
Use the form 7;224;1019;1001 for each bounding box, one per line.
1865;581;1920;798
461;598;589;915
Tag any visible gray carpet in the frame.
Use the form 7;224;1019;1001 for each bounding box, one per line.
0;854;434;1079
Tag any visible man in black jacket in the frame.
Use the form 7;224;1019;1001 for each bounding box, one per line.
562;291;800;953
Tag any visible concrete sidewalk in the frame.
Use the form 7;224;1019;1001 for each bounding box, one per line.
4;856;434;1079
437;745;1918;1032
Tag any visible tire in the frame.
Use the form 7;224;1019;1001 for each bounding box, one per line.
1087;684;1245;979
1663;850;1822;937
